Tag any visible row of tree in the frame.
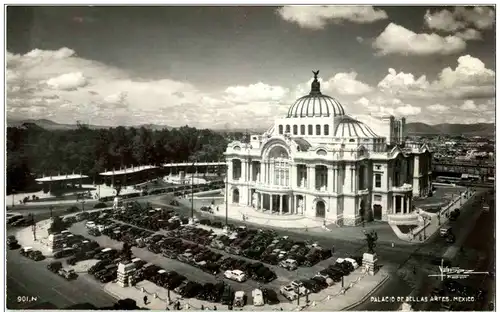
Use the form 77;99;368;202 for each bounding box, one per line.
7;123;246;194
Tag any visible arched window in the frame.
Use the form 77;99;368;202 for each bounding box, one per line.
324;125;329;136
308;125;313;135
316;124;321;135
278;125;283;134
293;125;298;135
300;125;305;135
285;125;290;134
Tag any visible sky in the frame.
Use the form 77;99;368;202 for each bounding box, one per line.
6;5;496;129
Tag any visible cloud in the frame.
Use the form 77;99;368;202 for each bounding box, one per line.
224;82;289;104
375;55;494;100
435;54;495;88
378;68;429;91
46;72;88;90
455;28;482;41
424;7;495;32
460;99;488;111
277;5;387;29
372;23;466;56
424;8;465;32
325;72;373;95
427;103;449;112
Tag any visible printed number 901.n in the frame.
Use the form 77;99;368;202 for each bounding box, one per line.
17;296;38;303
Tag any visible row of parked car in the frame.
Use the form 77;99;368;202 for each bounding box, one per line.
132;260;280;306
19;246;45;261
93;216;279;284
279;257;362;301
47;261;78;280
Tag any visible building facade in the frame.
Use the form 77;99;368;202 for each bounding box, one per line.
224;72;432;226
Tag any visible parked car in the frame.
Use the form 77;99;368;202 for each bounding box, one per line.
279;258;298;271
20;246;34;257
224;269;247;282
262;288;280;305
233;291;247;307
252;289;264;306
280;285;298;301
47;261;63;273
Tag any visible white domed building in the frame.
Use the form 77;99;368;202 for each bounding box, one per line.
224;72;432;226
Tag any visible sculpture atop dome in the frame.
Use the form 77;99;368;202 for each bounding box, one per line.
310;70;321;95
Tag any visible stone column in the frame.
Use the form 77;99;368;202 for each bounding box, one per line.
270;194;274;213
227;159;233;182
260;162;265;183
308;165;316;190
242;159;247;182
327;165;334;193
333;167;337;193
259;193;263;211
392;196;396;214
288;195;292;214
279;195;283;215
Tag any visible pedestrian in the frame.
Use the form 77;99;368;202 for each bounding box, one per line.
143;295;148;305
214;305;217;310
413;266;416;275
391;242;394;248
201;304;205;310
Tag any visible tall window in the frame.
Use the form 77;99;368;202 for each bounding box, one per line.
308;125;313;135
300;125;305;135
293;125;298;135
324;125;329;135
316;124;321;135
375;174;382;188
285;125;290;133
278;125;283;134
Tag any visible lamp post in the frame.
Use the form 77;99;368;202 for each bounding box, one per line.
191;162;195;220
225;163;229;226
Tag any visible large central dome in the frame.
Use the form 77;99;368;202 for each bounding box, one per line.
286;71;346;118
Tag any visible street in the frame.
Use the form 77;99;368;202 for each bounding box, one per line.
351;189;492;311
6;242;117;309
6;188;493;311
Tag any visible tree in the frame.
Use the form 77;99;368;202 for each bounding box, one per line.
120;242;133;263
48;216;67;234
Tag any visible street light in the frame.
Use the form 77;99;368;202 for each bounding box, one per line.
191;162;195;220
225;163;229;226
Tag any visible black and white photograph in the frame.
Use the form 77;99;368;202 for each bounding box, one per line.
4;4;496;311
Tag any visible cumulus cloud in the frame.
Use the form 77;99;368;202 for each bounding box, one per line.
46;72;88;90
372;23;466;56
277;5;387;29
325;72;373;95
426;6;495;32
455;28;482;41
427;103;449;112
435;54;495;88
224;82;289;104
460;99;488;111
378;68;429;91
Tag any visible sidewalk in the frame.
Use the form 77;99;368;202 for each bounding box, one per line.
391;189;475;244
103;267;390;311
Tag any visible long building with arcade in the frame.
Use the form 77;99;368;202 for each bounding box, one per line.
224;72;432;226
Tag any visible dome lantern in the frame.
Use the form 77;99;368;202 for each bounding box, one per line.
286;70;346;118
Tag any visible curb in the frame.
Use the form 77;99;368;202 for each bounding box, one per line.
341;274;390;311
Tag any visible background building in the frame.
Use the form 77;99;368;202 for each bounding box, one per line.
224;72;432;226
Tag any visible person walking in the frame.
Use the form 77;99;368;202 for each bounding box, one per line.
143;295;148;305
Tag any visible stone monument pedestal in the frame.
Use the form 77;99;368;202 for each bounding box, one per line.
117;261;136;287
362;253;378;276
47;233;64;253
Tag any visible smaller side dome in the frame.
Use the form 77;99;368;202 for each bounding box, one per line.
334;116;379;138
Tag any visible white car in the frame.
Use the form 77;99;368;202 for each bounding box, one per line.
224;269;247;282
344;258;359;269
85;221;96;229
290;280;309;295
252;289;264;306
280;285;298;301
